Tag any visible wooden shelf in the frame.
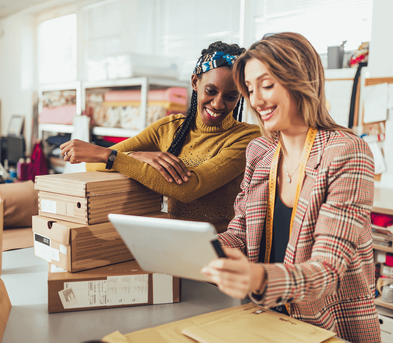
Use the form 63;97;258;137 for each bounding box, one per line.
375;296;393;310
372;188;393;314
91;126;141;138
373;243;393;253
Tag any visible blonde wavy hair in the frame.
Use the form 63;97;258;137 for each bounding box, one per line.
233;32;351;140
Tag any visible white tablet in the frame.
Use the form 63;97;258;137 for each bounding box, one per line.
108;213;226;281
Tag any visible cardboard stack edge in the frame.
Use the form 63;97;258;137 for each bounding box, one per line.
48;259;181;313
32;171;177;313
35;171;162;225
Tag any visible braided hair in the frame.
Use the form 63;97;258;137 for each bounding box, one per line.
167;41;245;156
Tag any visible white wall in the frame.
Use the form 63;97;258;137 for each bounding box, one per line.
0;13;36;154
368;0;393;78
0;0;391;157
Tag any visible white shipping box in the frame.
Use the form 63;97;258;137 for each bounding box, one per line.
380;314;393;343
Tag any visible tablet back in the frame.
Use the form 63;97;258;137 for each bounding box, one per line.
108;213;219;281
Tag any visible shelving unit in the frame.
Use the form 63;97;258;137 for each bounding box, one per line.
83;76;189;138
37;81;82;173
38;81;82;140
36;77;189;172
372;187;393;312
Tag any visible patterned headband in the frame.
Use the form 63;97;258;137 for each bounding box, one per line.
193;51;239;75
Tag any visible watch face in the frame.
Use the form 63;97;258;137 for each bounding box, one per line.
109;154;116;161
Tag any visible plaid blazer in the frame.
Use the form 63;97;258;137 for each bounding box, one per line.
218;130;381;343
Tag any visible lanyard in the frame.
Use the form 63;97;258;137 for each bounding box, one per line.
264;127;318;264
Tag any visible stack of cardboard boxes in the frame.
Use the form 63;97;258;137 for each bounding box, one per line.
32;171;181;313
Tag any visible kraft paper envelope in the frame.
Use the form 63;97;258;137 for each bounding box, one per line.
181;305;335;343
102;303;341;343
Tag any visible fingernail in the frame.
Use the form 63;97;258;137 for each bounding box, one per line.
183;177;188;181
177;179;182;184
187;172;191;176
168;178;173;182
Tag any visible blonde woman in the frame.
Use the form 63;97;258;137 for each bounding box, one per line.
202;33;380;342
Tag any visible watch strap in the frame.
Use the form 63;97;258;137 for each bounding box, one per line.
105;149;118;169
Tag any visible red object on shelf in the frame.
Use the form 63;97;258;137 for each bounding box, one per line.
28;141;49;181
386;254;393;267
371;213;393;228
102;136;129;144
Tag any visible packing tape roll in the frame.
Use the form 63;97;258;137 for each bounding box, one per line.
382;284;393;303
377;277;393;294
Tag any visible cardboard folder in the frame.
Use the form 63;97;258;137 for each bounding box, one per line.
102;303;343;343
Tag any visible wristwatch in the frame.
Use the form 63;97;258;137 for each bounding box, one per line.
105;149;118;169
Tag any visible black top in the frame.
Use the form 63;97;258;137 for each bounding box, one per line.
258;192;292;263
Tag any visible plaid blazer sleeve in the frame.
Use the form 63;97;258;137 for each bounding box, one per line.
251;134;375;309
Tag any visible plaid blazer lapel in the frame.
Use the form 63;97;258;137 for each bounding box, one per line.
246;143;275;262
285;130;329;264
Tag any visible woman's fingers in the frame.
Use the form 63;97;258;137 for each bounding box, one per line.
201;248;259;299
154;152;190;183
148;160;174;183
60;139;111;163
202;267;250;299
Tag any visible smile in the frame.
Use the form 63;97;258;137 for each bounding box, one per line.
205;108;222;119
259;106;276;120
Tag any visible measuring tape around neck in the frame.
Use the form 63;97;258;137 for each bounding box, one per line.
264;127;318;264
264;127;317;315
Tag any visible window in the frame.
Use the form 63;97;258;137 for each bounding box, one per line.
157;0;241;80
250;0;373;53
37;13;77;84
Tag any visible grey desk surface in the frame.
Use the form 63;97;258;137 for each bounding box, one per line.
2;248;241;343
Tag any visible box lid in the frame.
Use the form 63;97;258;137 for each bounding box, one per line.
33;215;76;245
35;171;151;197
48;259;142;281
32;215;119;246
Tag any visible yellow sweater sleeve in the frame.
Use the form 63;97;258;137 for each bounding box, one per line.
87;116;260;203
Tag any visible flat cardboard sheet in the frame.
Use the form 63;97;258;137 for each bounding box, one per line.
2;228;33;252
0;278;11;342
102;303;342;343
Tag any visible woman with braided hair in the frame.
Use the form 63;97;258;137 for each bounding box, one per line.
60;41;260;232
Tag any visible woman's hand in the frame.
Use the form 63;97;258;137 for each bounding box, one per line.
60;139;112;164
129;151;191;184
202;247;266;299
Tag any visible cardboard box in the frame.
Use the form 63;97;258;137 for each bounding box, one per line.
0;278;11;342
0;200;3;276
33;215;134;272
379;314;393;343
48;260;181;313
35;171;162;225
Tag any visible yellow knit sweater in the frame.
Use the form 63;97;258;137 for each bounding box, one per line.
86;113;260;232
